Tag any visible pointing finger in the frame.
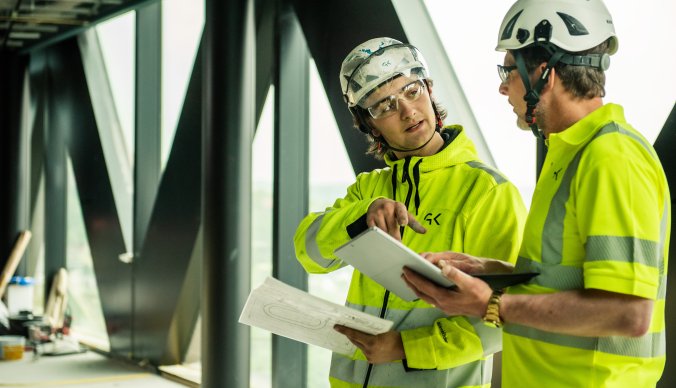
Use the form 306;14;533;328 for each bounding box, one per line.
406;213;427;234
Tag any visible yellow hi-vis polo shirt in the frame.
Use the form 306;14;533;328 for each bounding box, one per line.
503;104;670;388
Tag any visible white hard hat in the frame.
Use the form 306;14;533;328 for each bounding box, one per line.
496;0;618;54
340;37;430;108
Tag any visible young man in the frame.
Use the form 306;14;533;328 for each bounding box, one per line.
403;1;670;387
293;37;526;387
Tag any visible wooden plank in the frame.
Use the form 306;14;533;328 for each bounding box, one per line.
0;230;32;300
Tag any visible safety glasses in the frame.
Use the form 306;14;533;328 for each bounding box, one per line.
497;64;517;84
365;79;427;119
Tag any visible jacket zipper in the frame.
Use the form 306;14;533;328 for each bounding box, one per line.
362;157;418;387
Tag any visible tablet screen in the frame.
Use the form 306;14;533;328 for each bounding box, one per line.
333;226;538;301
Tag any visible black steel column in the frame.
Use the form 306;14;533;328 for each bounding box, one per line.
48;38;131;354
203;0;254;386
0;53;29;272
133;1;162;360
272;3;309;388
133;45;203;366
44;47;68;284
134;1;162;259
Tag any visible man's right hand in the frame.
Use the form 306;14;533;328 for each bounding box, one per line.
419;251;514;275
367;198;426;241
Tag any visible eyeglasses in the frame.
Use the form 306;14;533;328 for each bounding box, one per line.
497;64;517;84
365;80;427;119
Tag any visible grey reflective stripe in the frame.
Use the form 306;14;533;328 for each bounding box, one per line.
330;353;492;387
541;146;581;265
304;214;341;269
657;274;668;299
346;302;446;328
514;257;583;290
346;302;502;358
466;161;507;184
609;122;659;161
586;236;659;268
505;324;666;358
468;316;503;356
541;123;661;268
659;198;669;276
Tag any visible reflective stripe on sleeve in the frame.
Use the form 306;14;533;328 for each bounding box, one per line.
585;236;659;267
303;214;342;269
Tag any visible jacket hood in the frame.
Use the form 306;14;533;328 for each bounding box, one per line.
383;125;479;173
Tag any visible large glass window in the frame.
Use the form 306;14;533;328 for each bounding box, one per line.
238;58;357;388
95;13;136;163
250;87;275;388
245;58;358;388
91;12;135;253
306;59;356;388
65;157;110;350
161;0;205;170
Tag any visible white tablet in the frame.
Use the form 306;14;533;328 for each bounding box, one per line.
333;226;538;301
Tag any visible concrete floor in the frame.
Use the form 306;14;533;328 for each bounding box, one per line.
0;350;187;387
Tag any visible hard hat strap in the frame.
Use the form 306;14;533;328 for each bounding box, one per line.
514;49;565;140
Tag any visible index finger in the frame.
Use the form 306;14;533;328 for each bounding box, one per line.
406;213;427;234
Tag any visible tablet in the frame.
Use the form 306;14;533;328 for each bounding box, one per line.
333;226;538;301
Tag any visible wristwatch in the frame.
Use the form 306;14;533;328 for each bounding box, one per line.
482;289;504;328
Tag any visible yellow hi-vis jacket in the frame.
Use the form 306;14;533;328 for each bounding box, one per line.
294;126;526;387
504;104;670;387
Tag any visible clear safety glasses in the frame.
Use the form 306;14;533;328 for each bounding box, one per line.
365;79;427;119
497;64;517;84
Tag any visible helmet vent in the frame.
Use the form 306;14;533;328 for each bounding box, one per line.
556;12;590;36
516;29;530;44
534;20;553;43
500;10;523;40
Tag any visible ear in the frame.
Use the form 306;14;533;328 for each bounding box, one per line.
542;65;557;93
365;116;381;137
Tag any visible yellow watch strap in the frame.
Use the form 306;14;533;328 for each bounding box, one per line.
482;289;504;328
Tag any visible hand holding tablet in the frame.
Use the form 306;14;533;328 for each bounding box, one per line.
333;226;537;301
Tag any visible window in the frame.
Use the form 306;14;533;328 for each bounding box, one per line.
306;59;356;388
